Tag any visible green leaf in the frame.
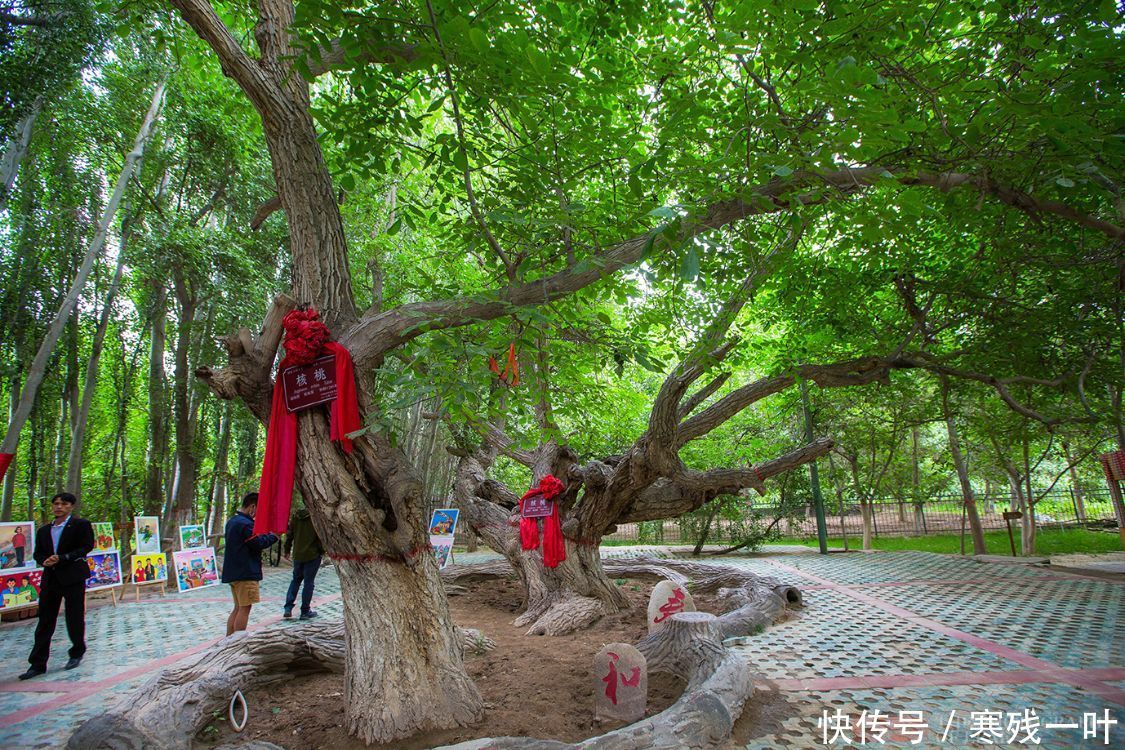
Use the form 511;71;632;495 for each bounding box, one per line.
469;28;489;55
1055;176;1075;188
680;247;700;282
771;165;794;178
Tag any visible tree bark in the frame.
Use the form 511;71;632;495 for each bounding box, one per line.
1063;441;1086;522
167;268;198;533
0;83;164;475
940;378;987;554
144;283;169;515
0;98;40;209
66;619;494;750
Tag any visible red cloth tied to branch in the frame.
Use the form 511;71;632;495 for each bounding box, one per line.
0;453;13;483
1100;451;1125;483
255;310;361;537
518;474;566;568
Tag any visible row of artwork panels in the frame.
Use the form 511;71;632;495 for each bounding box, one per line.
0;546;222;612
0;520;210;569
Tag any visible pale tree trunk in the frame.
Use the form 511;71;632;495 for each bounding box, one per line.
167;269;199;533
144;284;169;514
206;403;232;540
1063;441;1086;522
1;380;19;518
0;83;165;486
911;425;924;533
1021;438;1038;555
940;378;987;554
0;98;40;209
67;212;134;494
826;452;850;550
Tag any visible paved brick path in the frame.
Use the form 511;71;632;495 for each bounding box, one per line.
0;550;1120;749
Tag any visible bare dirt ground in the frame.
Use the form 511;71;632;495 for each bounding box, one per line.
195;577;793;749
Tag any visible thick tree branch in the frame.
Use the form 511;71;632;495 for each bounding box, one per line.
169;0;276;107
0;10;52;27
685;437;834;496
306;39;418;78
677;375;792;446
249;195;282;230
647;225;804;467
342;167;1121;369
195;293;296;421
619;438;834;523
677;372;731;421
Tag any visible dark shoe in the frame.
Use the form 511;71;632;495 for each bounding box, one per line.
283;607;293;619
64;657;82;670
18;667;45;680
299;610;318;620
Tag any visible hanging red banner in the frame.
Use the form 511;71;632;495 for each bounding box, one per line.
281;355;338;412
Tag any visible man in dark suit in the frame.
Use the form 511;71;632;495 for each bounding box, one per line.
19;492;95;680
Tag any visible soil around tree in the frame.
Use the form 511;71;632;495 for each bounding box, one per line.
194;576;795;748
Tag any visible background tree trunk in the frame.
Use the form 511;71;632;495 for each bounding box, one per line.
941;378;987;554
144;283;169;515
67;213;133;494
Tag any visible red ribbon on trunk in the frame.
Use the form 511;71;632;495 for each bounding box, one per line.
518;474;566;568
255;310;361;537
0;453;13;483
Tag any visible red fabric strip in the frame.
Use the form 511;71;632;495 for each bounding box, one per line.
0;453;13;483
325;342;360;452
254;371;298;537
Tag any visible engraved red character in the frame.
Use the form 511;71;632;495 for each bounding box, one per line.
652;587;686;624
602;651;642;705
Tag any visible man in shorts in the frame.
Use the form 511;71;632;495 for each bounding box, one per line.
221;493;278;636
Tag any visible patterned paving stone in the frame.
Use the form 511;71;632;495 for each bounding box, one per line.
767;551;1050;586
874;579;1125;670
733;589;1023;680
1;551;1121;749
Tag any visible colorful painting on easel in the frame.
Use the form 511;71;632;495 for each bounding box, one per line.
178;524;206;550
92;522;116;553
172;548;220;592
134;516;160;554
131;553;168;583
0;521;35;571
86;551;123;591
0;568;41;611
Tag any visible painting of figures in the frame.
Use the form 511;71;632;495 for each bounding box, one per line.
0;568;41;611
131;553;168;583
0;522;35;570
134;516;160;554
86;551;123;592
172;548;220;592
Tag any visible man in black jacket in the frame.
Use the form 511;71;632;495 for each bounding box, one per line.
20;492;95;680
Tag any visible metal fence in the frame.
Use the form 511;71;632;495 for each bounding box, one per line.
601;487;1119;546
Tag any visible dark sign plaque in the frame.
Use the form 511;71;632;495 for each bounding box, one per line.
281;355;338;412
522;496;555;519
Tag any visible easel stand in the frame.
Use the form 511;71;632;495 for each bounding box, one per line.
133;580;168;602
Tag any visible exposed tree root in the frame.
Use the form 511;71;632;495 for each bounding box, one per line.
432;554;801;750
514;592;607;636
66;622;493;750
71;556;794;750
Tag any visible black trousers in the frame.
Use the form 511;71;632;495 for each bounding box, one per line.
28;580;86;669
